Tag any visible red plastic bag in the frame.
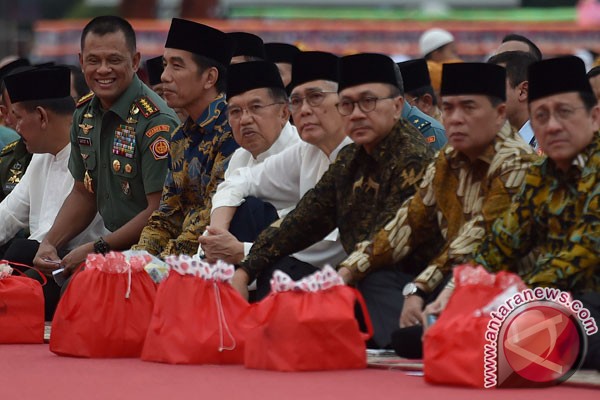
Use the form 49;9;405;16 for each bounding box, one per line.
142;271;249;364
0;263;44;344
423;265;526;387
244;266;373;371
49;252;156;358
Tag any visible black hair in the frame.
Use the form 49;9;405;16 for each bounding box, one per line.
18;96;76;116
81;16;136;53
487;51;538;88
191;54;228;93
267;87;288;103
390;63;404;96
501;34;542;61
65;64;89;100
487;95;504;107
579;91;598;111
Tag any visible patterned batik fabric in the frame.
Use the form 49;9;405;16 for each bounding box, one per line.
239;118;434;282
135;94;239;257
475;131;600;294
340;122;539;281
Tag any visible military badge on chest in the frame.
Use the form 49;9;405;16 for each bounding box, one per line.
6;162;24;192
113;125;136;159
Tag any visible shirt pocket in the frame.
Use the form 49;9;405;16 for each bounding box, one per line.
110;155;138;199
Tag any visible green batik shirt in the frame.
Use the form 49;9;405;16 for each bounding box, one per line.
474;131;600;294
0;138;33;201
134;94;238;258
69;75;179;232
239;118;434;282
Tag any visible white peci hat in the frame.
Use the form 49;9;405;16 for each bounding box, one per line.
419;28;455;57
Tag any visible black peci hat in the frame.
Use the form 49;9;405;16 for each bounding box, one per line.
264;43;300;64
338;53;400;93
145;56;164;86
226;61;284;99
397;58;432;94
0;58;31;82
5;66;71;103
229;32;265;60
289;51;339;91
440;62;506;101
165;18;234;66
528;56;593;103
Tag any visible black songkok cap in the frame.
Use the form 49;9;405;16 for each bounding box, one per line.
528;56;593;103
339;53;400;93
0;58;31;82
229;32;265;60
226;61;284;99
265;43;300;64
441;62;506;101
5;66;71;103
165;18;234;66
146;56;164;86
397;58;432;93
289;51;339;91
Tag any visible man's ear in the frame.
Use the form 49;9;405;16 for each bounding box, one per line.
419;93;434;113
36;106;49;129
518;80;529;103
203;67;219;90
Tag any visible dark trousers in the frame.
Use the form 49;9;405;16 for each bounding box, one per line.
577;292;600;370
3;238;66;321
229;196;279;244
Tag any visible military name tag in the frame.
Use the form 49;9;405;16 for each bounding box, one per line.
112;125;136;159
78;136;92;146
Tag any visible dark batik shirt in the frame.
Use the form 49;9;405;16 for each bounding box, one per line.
239;118;434;282
474;131;600;294
135;94;239;257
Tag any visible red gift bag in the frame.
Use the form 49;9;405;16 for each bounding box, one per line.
423;265;526;388
49;252;156;358
244;266;373;371
0;262;45;344
142;256;249;364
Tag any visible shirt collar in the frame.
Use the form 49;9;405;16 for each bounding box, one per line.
90;74;142;122
182;94;227;135
447;121;513;168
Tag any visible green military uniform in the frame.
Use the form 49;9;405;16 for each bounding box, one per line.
69;75;179;232
402;100;447;151
0;138;33;201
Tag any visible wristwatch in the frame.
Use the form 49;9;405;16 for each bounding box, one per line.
93;237;111;255
402;282;428;300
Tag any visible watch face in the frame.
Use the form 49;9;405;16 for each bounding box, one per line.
402;282;417;297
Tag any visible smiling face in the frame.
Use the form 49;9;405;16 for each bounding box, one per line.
441;94;506;161
530;92;599;171
227;87;289;158
79;30;140;110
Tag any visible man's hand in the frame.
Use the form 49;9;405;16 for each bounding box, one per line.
60;242;95;276
231;268;250;301
337;266;354;285
399;295;425;328
198;226;245;264
33;241;62;276
422;286;454;330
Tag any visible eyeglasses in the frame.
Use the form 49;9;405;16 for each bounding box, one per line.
406;95;420;107
288;91;337;112
532;105;587;126
227;102;285;121
336;95;397;116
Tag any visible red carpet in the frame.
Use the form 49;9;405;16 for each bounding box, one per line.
0;344;598;400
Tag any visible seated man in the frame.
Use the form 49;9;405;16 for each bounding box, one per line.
2;66;107;319
338;62;537;354
203;51;351;298
398;58;443;124
231;53;435;347
427;56;600;369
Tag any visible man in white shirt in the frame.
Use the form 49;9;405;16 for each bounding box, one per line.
198;60;299;265
204;51;350;299
2;66;107;319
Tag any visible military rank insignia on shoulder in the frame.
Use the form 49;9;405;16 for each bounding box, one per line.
0;140;18;156
411;116;431;132
76;92;94;108
135;96;160;118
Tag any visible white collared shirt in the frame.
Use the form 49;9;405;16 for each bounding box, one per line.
0;144;108;248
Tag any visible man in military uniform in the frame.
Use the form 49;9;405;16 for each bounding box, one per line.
397;59;447;150
398;58;443;123
34;16;179;275
231;53;435;347
133;18;238;257
0;58;33;202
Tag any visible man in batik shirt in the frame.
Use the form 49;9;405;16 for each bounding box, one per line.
134;19;238;257
429;56;600;369
231;53;434;347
